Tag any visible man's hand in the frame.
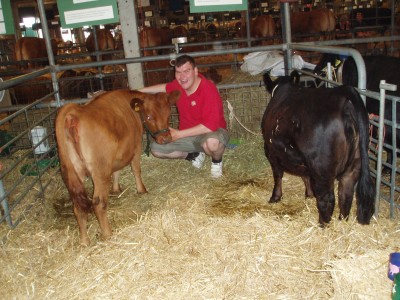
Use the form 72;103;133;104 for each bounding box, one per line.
169;127;180;141
169;124;211;142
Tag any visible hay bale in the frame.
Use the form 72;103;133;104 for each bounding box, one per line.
0;136;398;299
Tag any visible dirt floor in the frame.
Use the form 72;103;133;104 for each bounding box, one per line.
0;136;399;299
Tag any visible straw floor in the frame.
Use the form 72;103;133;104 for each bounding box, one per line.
0;136;399;299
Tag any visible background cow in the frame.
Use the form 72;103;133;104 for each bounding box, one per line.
14;37;58;69
314;54;400;172
139;26;172;56
86;28;116;61
290;8;336;41
349;7;391;27
55;89;180;246
236;15;276;45
262;72;375;225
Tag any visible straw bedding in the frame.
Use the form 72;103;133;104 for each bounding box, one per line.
0;136;399;299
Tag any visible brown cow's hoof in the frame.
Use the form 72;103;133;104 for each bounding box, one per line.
101;233;112;241
80;238;90;247
110;188;123;195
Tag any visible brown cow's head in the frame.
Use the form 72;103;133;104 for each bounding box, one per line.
130;90;180;144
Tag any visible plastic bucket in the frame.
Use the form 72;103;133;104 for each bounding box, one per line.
389;252;400;281
30;126;50;155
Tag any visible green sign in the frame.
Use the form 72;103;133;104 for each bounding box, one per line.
189;0;247;13
57;0;119;29
0;0;14;35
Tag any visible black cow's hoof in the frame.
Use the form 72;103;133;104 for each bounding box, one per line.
268;196;281;203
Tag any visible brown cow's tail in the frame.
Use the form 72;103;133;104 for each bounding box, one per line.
14;39;23;68
55;107;92;213
322;9;335;40
347;87;376;224
328;10;336;38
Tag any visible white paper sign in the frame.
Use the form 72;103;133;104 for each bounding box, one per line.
195;0;242;5
0;22;5;34
64;5;114;24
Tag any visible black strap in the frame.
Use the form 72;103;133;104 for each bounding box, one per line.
145;130;151;157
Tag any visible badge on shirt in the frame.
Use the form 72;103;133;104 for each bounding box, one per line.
191;100;197;107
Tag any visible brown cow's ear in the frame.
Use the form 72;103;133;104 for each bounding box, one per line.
130;98;144;112
168;90;181;105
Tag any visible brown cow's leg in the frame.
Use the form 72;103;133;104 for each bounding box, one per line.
73;205;90;246
130;152;147;194
111;170;122;194
92;178;113;240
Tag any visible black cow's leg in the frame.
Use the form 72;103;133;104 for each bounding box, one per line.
313;181;335;225
301;176;314;198
269;163;284;203
338;171;359;221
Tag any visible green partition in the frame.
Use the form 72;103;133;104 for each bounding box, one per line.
57;0;119;29
0;0;15;35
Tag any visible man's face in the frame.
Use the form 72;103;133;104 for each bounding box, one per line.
175;61;198;91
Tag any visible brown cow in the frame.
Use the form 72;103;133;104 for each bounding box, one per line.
55;89;180;245
236;15;276;45
86;28;115;61
251;15;276;39
291;8;336;40
170;25;189;39
14;37;58;69
139;26;171;56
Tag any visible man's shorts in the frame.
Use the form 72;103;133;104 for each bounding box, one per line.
151;128;229;154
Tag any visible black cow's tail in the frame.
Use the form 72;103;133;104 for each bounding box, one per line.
55;105;92;213
349;88;376;224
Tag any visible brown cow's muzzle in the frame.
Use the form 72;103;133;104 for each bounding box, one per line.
155;131;172;144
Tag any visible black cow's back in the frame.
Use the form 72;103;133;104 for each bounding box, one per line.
315;54;400;149
261;75;375;224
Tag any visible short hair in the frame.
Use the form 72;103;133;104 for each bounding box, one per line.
175;55;196;68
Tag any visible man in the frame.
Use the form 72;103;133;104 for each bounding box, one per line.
139;55;229;178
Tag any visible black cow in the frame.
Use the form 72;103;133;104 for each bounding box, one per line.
262;72;375;225
349;8;391;27
314;54;400;171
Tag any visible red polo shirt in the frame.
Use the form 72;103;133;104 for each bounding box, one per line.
166;74;227;131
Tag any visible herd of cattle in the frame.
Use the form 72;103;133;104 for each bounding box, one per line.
55;66;383;245
11;7;394;68
6;7;394;105
3;7;400;244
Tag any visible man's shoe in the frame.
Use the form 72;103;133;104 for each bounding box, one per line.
187;152;206;169
211;161;223;178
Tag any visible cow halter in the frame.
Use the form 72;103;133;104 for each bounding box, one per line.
134;103;170;156
138;110;170;138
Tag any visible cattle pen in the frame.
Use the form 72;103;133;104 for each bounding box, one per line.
1;0;400;298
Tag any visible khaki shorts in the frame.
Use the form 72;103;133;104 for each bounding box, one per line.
151;128;229;154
